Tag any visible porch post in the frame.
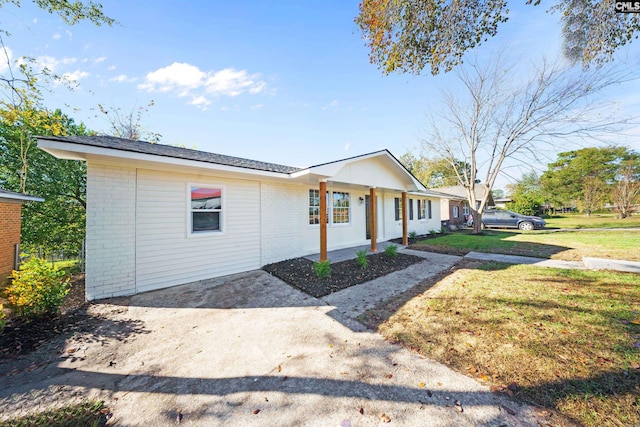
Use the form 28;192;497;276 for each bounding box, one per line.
319;181;327;261
402;191;408;246
369;187;377;253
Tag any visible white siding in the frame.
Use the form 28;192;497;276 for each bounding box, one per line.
260;182;306;265
135;169;261;293
85;163;136;300
380;193;443;240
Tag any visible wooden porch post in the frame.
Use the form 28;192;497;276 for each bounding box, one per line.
402;191;408;246
370;187;377;253
319;181;327;261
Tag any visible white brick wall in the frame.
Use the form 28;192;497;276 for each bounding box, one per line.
260;182;306;265
86;163;136;300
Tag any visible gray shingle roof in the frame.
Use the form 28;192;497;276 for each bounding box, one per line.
38;135;303;174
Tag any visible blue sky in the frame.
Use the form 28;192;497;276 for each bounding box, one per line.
2;1;639;190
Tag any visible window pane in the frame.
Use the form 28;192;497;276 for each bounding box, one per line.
332;192;350;224
192;211;220;232
191;187;221;210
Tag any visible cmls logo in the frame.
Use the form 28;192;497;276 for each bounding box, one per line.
616;1;640;12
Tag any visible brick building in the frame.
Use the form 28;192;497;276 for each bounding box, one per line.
0;189;44;285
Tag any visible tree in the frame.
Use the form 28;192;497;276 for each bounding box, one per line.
355;0;640;75
421;56;630;234
540;146;635;211
506;171;544;216
399;152;469;187
0;1;114;103
492;189;504;199
0;106;88;255
612;160;640;218
97;101;161;143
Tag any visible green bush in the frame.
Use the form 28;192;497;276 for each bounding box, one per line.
384;244;398;258
408;230;417;239
429;229;437;236
313;260;331;278
5;258;70;319
356;250;368;269
440;226;448;234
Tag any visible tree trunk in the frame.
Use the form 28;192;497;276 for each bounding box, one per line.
471;211;483;234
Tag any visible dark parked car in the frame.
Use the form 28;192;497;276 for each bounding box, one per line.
481;210;546;230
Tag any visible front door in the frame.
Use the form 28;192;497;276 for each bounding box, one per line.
365;195;371;240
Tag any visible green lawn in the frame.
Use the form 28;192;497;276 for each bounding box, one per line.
416;229;640;261
545;213;640;229
371;263;640;427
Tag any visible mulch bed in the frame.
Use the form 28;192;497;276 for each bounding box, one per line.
263;252;424;298
1;274;92;360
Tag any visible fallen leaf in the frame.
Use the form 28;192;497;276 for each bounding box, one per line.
277;365;281;372
67;348;76;354
426;389;432;397
454;401;463;413
380;413;391;423
630;319;640;325
465;342;472;347
560;329;569;334
507;382;518;391
359;407;364;415
252;409;260;415
418;382;425;388
437;382;442;386
479;374;489;382
385;374;393;379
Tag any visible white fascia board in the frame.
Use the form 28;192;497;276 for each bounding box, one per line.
0;192;44;202
38;139;291;180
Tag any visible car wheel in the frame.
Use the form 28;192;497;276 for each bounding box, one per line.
519;221;533;231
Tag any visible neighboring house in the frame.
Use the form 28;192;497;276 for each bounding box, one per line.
0;189;44;285
434;185;496;225
493;197;512;209
38;136;448;300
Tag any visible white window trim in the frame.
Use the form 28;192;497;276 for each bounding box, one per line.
418;199;427;221
187;183;225;238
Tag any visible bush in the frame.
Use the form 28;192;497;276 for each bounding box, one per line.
356;250;368;269
408;230;417;240
384;244;398;258
0;305;6;333
440;226;448;234
5;258;70;320
313;260;331;278
429;229;437;236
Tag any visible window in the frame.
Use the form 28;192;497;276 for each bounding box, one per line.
190;186;222;233
418;200;425;219
309;189;350;225
463;205;470;217
409;199;414;220
332;192;350;224
394;197;402;221
428;200;432;219
453;206;459;218
309;189;320;225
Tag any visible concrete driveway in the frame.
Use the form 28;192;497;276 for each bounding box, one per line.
1;267;552;426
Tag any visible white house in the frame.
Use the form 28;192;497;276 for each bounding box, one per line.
38;136;447;300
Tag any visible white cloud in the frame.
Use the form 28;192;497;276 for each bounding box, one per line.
189;96;211;111
63;70;89;82
344;143;350;151
321;99;340;110
251;103;264;110
94;56;107;64
107;65;117;71
109;74;136;83
138;62;268;107
52;33;61;40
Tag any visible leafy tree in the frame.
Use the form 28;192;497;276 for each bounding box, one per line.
540;146;635;211
492;189;504;199
420;56;627;233
506;171;544;216
612;159;640;218
355;0;640;75
399;152;469;187
0;106;88;255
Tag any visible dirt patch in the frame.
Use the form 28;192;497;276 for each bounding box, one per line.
263;252;424;298
409;243;470;257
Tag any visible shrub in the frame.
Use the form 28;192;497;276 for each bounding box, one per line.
384;244;398;258
408;230;417;240
313;260;331;278
5;258;70;320
0;305;6;333
356;250;368;269
440;226;448;234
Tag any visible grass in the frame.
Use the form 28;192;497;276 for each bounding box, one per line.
373;263;640;427
545;213;640;229
0;400;107;427
415;229;640;261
